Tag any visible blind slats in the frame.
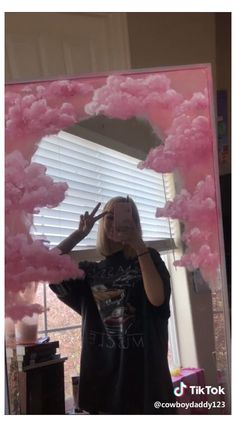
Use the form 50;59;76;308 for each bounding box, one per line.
34;211;169;226
39;137;163;183
38;168;167;201
35;153;165;193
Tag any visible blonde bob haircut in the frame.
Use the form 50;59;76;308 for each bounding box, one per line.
96;196;143;259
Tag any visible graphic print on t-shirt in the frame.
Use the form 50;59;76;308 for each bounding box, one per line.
90;264;141;336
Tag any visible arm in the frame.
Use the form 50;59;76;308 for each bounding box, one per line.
117;229;166;307
136;245;165;307
56;202;106;254
57;229;84;255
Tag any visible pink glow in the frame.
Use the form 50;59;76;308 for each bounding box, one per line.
156;175;217;224
139;112;212;176
5;79;94;159
85;74;183;132
6;150;69;214
174;245;220;287
5;228;84;293
6;304;46;322
156;174;219;287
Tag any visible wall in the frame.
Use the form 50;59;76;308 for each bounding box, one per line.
215;13;231;175
127;13;216;76
5;12;130;81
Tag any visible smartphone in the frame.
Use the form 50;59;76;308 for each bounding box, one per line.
113;202;133;240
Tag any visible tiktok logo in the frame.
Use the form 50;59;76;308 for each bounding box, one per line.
174;381;188;397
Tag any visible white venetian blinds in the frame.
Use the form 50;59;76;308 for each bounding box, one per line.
31;131;174;250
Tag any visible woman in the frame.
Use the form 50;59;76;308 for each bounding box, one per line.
50;196;176;414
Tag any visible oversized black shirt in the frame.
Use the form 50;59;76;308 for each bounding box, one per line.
49;248;176;414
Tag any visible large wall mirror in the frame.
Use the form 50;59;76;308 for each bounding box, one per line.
5;65;231;414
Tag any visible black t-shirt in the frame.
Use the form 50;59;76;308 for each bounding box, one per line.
49;248;176;414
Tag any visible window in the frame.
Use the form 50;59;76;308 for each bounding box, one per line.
32;131;180;409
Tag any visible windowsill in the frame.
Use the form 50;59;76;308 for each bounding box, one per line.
171;367;205;383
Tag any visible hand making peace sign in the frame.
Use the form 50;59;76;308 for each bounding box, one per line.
78;202;107;238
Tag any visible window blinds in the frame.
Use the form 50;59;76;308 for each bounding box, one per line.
31;131;174;250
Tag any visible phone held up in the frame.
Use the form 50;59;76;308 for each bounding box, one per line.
113;201;133;241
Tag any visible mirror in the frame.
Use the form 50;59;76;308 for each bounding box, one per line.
5;65;231;414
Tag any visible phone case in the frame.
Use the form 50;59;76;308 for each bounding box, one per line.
113;202;133;239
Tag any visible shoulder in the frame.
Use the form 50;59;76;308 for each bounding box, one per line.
79;260;97;275
79;258;107;276
146;248;171;318
147;247;163;262
147;247;170;278
148;247;159;256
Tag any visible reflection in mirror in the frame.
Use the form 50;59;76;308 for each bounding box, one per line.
5;66;230;414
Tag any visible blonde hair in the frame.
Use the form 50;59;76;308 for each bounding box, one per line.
96;196;142;259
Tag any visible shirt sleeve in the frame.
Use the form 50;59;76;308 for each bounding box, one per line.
146;247;171;319
49;261;91;315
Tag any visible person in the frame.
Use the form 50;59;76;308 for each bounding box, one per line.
49;196;176;415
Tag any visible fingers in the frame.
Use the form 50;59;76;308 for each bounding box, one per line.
90;202;101;217
93;211;108;222
80;203;105;226
90;203;108;223
116;228;133;242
